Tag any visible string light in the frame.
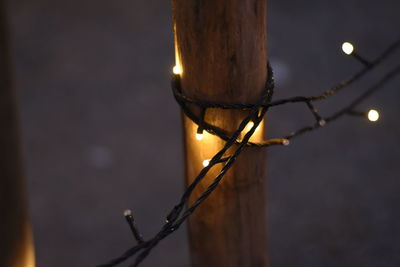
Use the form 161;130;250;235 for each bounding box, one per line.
367;109;380;122
172;65;182;75
123;210;144;244
196;132;203;140
342;42;354;55
341;41;371;66
244;121;256;133
196;109;206;141
246;121;254;130
101;39;400;267
282;139;290;146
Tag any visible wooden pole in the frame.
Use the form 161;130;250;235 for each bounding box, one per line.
172;1;268;266
0;1;35;266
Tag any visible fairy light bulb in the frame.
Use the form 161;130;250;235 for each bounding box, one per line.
367;109;379;122
196;133;203;141
245;121;255;132
202;159;210;167
172;65;182;75
282;139;290;146
124;209;132;217
173;30;183;75
244;121;260;134
342;42;354;55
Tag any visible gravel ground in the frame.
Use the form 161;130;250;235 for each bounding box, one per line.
6;0;400;266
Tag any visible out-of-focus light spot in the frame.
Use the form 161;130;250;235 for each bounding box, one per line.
88;146;114;169
342;42;354;55
202;159;210;167
368;109;379;122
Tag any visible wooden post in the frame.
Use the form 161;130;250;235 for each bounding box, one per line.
0;1;35;266
172;1;268;266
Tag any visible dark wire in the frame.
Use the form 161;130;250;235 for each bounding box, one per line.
98;39;400;267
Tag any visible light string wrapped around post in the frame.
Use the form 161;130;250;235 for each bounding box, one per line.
99;38;400;267
172;40;400;145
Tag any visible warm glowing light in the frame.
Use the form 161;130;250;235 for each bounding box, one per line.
245;121;257;133
239;120;264;142
282;139;290;146
173;65;182;75
173;27;183;75
342;42;354;55
367;109;379;122
124;209;132;217
22;223;36;267
202;159;210;167
196;133;203;140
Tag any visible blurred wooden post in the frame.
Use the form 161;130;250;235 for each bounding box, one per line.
172;1;269;266
0;1;35;266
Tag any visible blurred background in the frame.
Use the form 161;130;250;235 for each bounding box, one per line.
5;0;400;266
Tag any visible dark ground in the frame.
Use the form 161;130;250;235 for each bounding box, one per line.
6;0;400;266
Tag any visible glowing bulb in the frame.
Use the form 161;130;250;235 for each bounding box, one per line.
245;121;255;133
367;109;379;122
202;159;210;167
196;133;203;141
282;139;290;146
319;119;326;126
123;209;132;217
342;42;354;55
172;65;182;75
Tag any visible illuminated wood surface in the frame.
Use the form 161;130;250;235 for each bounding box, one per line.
172;1;269;266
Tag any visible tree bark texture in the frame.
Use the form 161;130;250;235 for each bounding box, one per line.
172;1;269;266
